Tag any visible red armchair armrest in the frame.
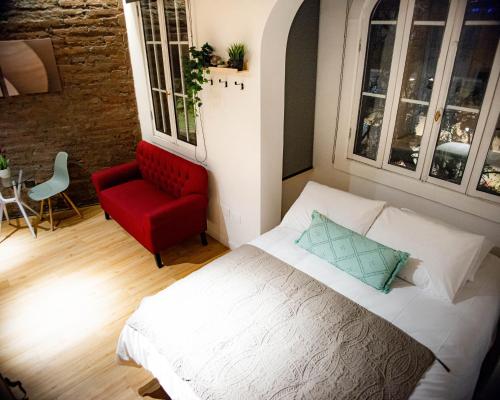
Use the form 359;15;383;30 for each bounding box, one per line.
91;160;141;197
144;194;208;252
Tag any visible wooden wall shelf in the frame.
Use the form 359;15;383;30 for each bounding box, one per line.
208;67;249;77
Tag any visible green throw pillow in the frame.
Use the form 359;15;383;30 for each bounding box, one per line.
295;210;409;293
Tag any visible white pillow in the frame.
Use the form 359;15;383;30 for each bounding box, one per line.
366;207;488;303
467;238;494;281
280;181;386;235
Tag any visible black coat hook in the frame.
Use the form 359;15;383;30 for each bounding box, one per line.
219;78;228;88
234;81;244;90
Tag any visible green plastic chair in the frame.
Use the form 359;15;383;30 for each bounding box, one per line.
28;152;82;231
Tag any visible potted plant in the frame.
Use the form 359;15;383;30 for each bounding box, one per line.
227;43;245;71
0;147;10;180
184;42;214;109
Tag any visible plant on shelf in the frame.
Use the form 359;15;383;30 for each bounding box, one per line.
184;42;214;110
227;42;245;71
0;146;10;179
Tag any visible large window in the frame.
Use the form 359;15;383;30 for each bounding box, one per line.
139;0;196;146
349;0;500;202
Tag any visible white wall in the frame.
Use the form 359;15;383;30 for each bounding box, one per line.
125;0;500;249
124;0;282;248
283;0;500;247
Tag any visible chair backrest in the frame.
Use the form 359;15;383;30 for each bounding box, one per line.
135;141;208;198
52;152;70;191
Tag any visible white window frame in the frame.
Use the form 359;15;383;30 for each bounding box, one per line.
467;75;500;204
421;7;500;193
334;0;500;223
137;0;199;151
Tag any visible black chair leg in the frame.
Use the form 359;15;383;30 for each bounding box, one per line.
200;232;208;246
154;253;164;268
104;212;110;220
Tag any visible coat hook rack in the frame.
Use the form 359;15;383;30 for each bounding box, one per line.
234;81;244;90
218;78;228;88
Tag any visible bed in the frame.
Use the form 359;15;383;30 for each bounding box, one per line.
117;183;500;400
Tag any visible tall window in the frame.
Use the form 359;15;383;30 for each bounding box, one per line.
349;0;500;202
139;0;196;146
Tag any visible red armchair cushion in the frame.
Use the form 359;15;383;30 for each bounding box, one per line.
99;179;175;247
91;140;208;255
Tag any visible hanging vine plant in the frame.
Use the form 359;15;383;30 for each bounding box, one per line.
183;42;214;110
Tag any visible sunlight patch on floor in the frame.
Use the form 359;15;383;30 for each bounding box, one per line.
3;273;112;357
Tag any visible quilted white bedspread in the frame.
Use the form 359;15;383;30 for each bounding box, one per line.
117;226;500;400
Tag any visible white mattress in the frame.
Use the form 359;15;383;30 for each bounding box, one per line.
117;226;500;400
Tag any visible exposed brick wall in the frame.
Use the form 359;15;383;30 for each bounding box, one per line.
0;0;139;212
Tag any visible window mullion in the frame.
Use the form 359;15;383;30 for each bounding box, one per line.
157;0;179;140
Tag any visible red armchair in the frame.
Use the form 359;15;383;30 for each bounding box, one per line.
91;141;208;268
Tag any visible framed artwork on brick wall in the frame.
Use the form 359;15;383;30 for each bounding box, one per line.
0;38;61;97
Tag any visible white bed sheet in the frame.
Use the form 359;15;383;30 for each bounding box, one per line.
117;226;500;400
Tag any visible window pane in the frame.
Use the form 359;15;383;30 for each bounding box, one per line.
187;102;197;145
389;102;428;170
162;92;171;135
169;44;182;93
164;0;178;41
372;0;400;20
446;26;500;109
145;44;158;88
140;1;153;41
175;95;188;141
354;96;386;160
413;0;449;20
176;0;189;41
477;113;500;196
429;1;499;185
180;44;189;91
430;109;478;183
362;24;397;95
156;44;166;91
151;1;161;41
465;0;500;20
152;90;164;133
400;26;445;102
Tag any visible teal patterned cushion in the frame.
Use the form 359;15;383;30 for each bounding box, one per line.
295;211;409;293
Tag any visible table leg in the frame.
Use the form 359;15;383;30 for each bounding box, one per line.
16;200;36;238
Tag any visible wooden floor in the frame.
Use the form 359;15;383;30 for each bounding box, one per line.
0;206;227;400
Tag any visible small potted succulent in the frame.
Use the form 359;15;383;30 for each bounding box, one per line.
0;146;10;180
227;42;245;71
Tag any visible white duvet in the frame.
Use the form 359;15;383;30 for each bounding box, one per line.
117;226;500;400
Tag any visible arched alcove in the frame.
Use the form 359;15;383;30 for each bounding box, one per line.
282;0;320;181
260;0;306;233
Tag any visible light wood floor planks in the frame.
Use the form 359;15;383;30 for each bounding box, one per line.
0;206;227;400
